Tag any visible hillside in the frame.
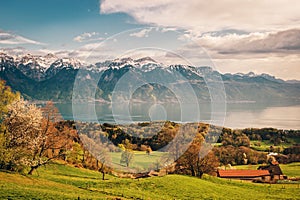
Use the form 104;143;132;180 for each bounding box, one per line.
0;162;299;199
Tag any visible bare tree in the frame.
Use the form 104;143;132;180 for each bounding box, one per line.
120;150;134;167
80;134;111;180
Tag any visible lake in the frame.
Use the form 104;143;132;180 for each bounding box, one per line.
55;102;300;130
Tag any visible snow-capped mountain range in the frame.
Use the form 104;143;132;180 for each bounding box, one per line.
0;52;289;82
0;52;299;102
0;53;82;80
92;56;164;73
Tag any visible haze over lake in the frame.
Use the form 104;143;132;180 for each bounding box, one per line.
55;102;300;130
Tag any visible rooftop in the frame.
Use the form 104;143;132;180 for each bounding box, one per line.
218;169;270;178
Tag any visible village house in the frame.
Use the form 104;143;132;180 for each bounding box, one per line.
217;169;271;182
257;161;286;182
217;161;286;183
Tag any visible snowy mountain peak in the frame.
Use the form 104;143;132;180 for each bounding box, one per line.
52;58;82;69
113;57;134;63
0;52;84;80
0;53;14;72
93;56;162;72
0;52;14;64
44;53;56;59
134;56;157;63
246;72;256;77
16;53;58;70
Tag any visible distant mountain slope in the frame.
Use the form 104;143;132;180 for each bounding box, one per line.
0;52;300;103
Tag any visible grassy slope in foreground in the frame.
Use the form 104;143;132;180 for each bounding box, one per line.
0;162;299;200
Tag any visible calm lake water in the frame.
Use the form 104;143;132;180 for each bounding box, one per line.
55;102;300;130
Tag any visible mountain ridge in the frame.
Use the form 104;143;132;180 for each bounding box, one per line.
1;52;300;103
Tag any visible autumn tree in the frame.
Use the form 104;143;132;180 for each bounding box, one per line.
0;80;20;169
221;129;250;147
175;133;219;178
166;123;202;164
0;80;20;123
26;101;73;175
146;146;152;155
213;145;237;165
213;145;267;165
66;142;84;164
3;100;73;174
195;151;219;178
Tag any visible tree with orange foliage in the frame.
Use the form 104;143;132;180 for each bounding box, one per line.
26;101;73;175
4;100;73;175
175;132;219;178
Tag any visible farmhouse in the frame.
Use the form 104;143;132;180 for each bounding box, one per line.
217;169;271;182
217;162;286;183
257;162;286;181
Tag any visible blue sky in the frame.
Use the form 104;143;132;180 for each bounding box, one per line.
1;0;300;80
0;0;140;49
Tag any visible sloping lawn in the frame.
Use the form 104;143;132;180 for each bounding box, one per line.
0;162;299;199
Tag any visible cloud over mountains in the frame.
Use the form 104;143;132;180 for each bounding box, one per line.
100;0;300;32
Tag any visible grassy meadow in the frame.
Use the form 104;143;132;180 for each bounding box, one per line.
0;162;299;199
109;151;168;172
249;138;300;152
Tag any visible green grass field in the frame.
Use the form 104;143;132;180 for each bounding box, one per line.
109;151;168;172
250;139;299;152
0;162;299;199
280;163;300;178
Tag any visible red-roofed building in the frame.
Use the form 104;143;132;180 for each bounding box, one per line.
217;169;271;182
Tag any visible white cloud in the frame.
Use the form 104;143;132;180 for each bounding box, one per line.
64;41;117;63
100;0;300;33
160;28;300;79
99;0;300;80
0;31;44;45
73;32;105;42
193;29;300;57
129;28;152;38
0;47;29;55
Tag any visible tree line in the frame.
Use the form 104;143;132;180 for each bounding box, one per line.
0;80;110;178
1;79;299;178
